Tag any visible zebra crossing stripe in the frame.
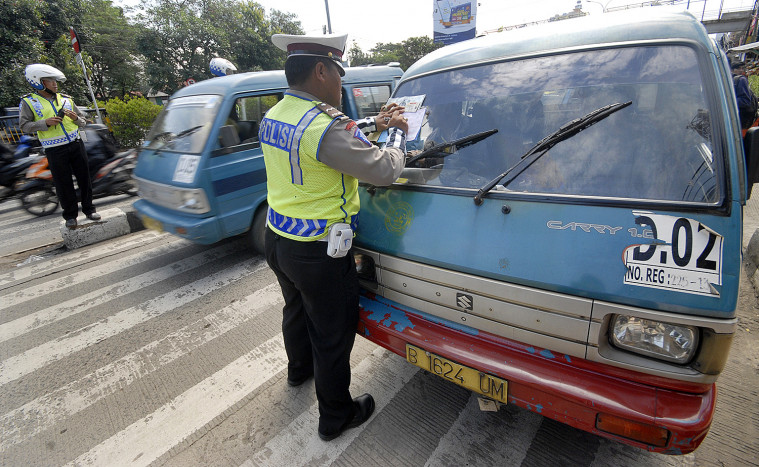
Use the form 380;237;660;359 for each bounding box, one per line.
0;283;282;450
0;230;167;290
66;334;289;467
245;347;420;466
0;258;267;386
0;235;195;313
0;241;242;343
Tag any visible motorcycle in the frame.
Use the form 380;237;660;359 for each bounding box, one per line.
0;137;43;205
18;125;138;217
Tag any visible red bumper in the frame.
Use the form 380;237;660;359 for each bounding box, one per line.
358;292;715;455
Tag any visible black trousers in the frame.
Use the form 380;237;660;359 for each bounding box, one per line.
45;139;94;221
264;227;359;435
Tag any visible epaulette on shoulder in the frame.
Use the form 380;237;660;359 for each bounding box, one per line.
59;93;72;98
316;102;347;120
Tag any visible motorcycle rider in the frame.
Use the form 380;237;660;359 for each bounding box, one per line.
18;64;100;228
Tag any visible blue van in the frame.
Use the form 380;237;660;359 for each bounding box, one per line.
133;65;402;252
354;10;758;454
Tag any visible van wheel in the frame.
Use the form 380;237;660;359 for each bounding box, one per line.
249;205;267;255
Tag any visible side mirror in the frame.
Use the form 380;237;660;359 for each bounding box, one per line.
219;124;240;148
744;127;759;198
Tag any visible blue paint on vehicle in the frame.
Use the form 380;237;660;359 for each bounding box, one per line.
535;404;543;413
540;349;556;359
526;347;536;354
361;293;481;336
564;355;572;363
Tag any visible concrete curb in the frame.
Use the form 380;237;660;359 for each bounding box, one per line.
59;206;144;250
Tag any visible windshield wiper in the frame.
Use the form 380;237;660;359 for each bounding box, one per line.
405;129;498;167
473;101;632;205
149;125;204;150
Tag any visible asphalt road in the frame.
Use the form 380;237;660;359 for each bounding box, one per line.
0;199;757;466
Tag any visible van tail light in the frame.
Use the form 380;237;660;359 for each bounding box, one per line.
596;413;670;447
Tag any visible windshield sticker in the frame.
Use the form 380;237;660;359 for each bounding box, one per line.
386;95;426;113
622;211;722;296
173;154;201;183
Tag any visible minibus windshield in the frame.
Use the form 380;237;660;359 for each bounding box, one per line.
144;95;222;154
398;45;720;203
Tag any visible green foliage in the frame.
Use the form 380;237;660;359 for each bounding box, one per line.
135;0;303;95
749;75;759;98
104;96;161;148
80;0;142;99
0;0;301;109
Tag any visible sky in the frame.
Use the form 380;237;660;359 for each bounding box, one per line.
116;0;757;51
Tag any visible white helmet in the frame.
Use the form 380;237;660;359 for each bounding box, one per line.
25;64;66;90
210;57;237;77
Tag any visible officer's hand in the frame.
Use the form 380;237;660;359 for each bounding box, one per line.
61;109;77;120
386;110;409;134
376;104;405;132
45;117;62;127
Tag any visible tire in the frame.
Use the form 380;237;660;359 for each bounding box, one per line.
122;177;139;196
21;186;59;217
249;204;267;255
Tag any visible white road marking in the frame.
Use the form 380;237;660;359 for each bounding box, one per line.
0;282;282;450
66;333;289;467
0;230;167;289
0;240;240;342
0;258;266;386
244;346;419;467
425;395;542;466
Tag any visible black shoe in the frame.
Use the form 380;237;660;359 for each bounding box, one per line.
65;218;77;229
318;393;375;441
86;212;101;221
286;372;313;387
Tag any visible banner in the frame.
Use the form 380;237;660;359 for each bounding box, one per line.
433;0;477;45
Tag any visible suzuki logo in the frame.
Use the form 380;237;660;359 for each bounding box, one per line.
456;293;473;311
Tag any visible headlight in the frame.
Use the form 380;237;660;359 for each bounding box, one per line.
610;315;698;364
177;188;210;213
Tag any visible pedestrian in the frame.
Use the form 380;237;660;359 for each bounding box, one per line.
19;64;100;229
261;33;408;441
731;60;758;132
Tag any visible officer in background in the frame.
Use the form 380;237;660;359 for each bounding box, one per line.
19;64;99;229
262;33;408;441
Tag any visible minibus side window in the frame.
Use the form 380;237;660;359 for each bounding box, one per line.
219;93;282;152
352;86;391;119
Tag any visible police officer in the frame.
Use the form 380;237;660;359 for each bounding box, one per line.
19;64;99;228
262;33;408;441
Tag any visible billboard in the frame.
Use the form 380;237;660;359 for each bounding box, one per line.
433;0;477;45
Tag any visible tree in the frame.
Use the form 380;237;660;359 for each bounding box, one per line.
79;0;142;99
227;3;303;72
347;41;369;66
397;36;443;70
135;0;302;95
0;0;43;108
347;36;442;70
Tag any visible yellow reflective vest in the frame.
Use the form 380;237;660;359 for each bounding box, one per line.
261;93;359;242
21;93;80;148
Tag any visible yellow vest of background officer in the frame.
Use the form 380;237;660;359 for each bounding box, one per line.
21;93;80;147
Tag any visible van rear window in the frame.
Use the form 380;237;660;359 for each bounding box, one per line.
398;45;720;204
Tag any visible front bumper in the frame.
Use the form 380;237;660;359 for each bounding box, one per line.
133;199;221;244
358;291;715;455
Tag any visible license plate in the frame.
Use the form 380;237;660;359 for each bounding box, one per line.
406;344;508;404
141;215;163;233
